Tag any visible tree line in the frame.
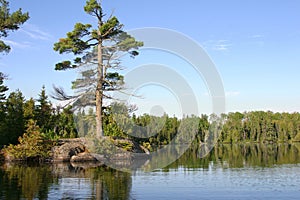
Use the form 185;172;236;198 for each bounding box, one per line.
74;103;300;151
2;78;300;151
0;85;77;147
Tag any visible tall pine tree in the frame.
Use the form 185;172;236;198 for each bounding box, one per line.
53;0;143;138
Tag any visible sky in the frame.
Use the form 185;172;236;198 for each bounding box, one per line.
1;0;300;116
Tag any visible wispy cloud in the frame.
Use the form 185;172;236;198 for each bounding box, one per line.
203;39;232;52
2;39;31;49
21;23;53;41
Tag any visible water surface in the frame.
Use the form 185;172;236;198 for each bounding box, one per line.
1;143;300;199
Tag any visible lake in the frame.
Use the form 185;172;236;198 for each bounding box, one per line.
1;143;300;199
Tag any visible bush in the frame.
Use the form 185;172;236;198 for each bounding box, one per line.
292;132;300;142
3;120;56;162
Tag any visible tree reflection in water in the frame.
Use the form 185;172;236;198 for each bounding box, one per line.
167;143;300;169
0;163;132;200
1;143;300;199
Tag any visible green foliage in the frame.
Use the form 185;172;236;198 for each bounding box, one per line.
115;140;133;151
35;86;53;133
3;120;55;161
54;106;78;138
84;0;101;15
0;86;79;146
99;16;122;38
53;23;92;55
116;32;144;56
103;103;130;138
103;72;124;90
0;0;29;53
103;107;300;150
87;137;116;156
74;107;96;137
219;111;300;144
142;142;153;152
4;90;25;144
292;132;300;142
54;60;75;71
23;98;35;122
3;86;300;157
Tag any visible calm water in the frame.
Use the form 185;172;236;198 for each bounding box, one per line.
1;143;300;200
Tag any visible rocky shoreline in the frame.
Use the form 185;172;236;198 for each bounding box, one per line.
1;137;150;170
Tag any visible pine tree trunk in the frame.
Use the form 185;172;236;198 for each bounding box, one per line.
96;36;103;138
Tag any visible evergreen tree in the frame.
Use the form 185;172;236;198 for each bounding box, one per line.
53;0;143;138
0;0;29;53
56;106;78;138
35;86;53;133
23;98;35;123
4;90;24;144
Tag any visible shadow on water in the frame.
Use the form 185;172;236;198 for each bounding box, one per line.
1;143;300;199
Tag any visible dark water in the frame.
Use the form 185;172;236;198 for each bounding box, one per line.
1;143;300;200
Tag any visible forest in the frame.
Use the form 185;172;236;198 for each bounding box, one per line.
1;82;300;152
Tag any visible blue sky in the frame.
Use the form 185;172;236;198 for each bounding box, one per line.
1;0;300;116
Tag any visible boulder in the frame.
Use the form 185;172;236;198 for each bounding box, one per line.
52;142;86;162
70;152;97;162
51;137;150;167
90;153;106;162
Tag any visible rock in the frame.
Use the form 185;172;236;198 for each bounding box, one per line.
51;137;150;168
2;152;14;162
52;142;86;162
110;152;132;160
90;153;106;162
139;145;150;155
70;152;97;162
57;138;87;146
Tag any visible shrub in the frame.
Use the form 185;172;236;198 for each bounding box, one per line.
3;120;56;161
